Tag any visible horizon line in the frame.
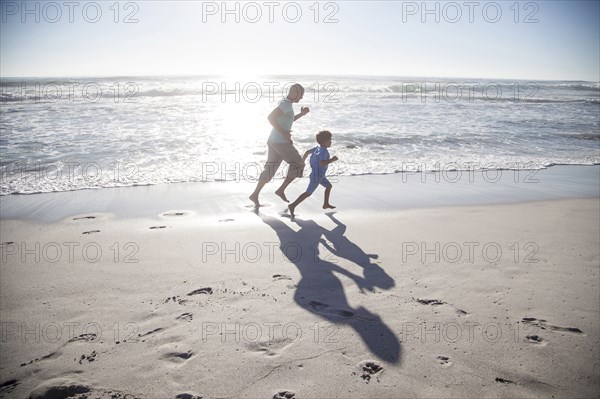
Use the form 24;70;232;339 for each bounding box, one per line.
1;73;598;83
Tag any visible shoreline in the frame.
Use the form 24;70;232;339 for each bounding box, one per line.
1;165;598;223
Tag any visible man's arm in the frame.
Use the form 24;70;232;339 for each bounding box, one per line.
294;106;310;121
302;148;313;162
267;107;291;140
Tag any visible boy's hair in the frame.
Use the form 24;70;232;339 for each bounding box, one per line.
316;130;332;145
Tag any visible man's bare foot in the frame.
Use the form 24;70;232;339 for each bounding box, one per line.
275;189;289;203
323;204;336;210
249;194;260;208
288;204;296;217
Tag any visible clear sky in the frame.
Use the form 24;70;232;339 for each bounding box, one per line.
1;0;599;80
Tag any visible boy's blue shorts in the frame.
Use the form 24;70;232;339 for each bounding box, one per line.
306;171;331;194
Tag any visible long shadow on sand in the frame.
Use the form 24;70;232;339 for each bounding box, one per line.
260;212;400;363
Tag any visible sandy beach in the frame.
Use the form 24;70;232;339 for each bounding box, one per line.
1;166;598;398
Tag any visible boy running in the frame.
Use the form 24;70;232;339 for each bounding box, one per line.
288;130;338;217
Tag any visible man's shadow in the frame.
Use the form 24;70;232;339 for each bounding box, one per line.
260;213;400;364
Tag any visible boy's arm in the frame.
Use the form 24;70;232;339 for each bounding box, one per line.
294;106;310;121
319;155;338;167
267;107;291;140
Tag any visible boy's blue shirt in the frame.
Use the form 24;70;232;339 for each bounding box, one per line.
309;145;330;173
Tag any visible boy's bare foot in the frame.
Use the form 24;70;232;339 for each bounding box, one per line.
323;204;336;210
288;204;296;217
249;194;260;208
275;189;289;203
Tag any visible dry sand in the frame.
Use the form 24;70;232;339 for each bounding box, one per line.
1;168;599;398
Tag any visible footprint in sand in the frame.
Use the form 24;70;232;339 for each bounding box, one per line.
69;333;98;343
21;333;101;368
28;379;91;399
0;379;20;395
273;390;295;399
160;350;194;363
73;216;96;220
187;287;213;296
245;337;293;357
309;300;354;318
160;211;190;217
176;313;193;322
495;377;515;384
138;327;165;339
176;394;203;399
20;350;61;367
77;351;97;364
436;355;452;366
82;230;100;235
525;335;547;345
415;298;469;316
272;274;292;281
416;298;444;305
356;360;383;383
521;317;584;335
164;296;189;305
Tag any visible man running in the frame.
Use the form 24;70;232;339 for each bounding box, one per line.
249;83;309;207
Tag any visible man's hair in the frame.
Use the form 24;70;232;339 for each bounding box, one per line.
316;130;332;144
288;83;304;97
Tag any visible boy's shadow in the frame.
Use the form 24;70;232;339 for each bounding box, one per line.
260;213;400;364
321;213;395;291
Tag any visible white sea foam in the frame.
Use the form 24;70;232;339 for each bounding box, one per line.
1;76;599;195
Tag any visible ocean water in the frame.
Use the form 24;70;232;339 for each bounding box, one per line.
0;75;598;195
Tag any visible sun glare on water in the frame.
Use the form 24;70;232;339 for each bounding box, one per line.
204;74;278;141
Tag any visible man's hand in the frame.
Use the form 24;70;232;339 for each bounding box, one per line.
300;106;310;116
331;156;339;162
